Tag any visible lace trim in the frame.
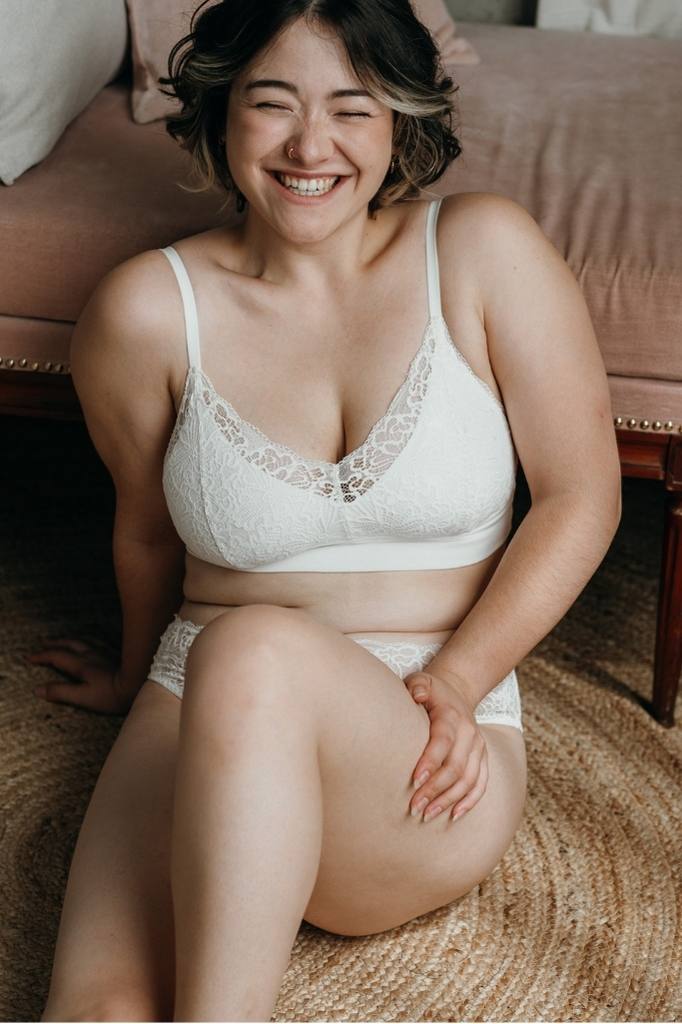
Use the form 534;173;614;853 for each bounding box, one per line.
190;321;437;503
148;616;523;732
148;615;203;699
350;635;523;731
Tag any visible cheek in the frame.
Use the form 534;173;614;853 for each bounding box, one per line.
228;112;284;157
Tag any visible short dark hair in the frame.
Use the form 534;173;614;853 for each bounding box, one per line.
159;0;462;216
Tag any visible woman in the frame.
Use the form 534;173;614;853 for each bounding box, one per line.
31;0;621;1020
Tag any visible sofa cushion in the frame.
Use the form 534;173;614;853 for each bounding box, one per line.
125;0;480;125
0;0;129;186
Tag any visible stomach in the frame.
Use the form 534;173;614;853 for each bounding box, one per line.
176;543;506;645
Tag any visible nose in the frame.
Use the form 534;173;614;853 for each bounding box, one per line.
287;115;336;167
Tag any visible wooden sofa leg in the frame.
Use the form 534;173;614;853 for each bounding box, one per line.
652;490;682;726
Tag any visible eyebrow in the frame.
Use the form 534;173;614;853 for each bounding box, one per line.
244;79;372;100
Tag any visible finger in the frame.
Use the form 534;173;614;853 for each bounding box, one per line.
28;638;90;657
451;747;490;821
33;679;90;708
411;709;478;790
410;748;472;818
26;648;87;680
416;755;480;821
411;718;459;789
404;672;431;703
32;675;102;708
413;734;483;819
51;638;91;653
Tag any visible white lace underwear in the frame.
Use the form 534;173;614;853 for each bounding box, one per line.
148;614;523;732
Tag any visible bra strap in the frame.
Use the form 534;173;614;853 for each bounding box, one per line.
159;246;202;371
425;197;444;321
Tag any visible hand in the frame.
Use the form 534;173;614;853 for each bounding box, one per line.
403;667;488;824
24;637;132;716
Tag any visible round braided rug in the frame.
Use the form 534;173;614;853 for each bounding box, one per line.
1;417;680;1022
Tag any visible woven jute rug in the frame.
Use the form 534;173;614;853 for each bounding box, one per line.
1;415;681;1023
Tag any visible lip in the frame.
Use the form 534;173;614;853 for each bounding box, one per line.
267;169;348;204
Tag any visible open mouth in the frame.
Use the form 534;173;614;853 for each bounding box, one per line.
269;170;343;197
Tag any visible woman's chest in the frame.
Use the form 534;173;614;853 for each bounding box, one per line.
167;258;496;468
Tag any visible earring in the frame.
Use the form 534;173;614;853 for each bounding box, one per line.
390;154;398;174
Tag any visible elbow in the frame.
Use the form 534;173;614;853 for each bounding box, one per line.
596;478;622;551
607;465;623;534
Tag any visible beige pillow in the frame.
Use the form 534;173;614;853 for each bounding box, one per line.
0;0;128;185
537;0;682;38
125;0;481;125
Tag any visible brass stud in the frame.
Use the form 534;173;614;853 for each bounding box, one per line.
0;357;3;366
626;417;637;429
54;362;63;373
19;357;27;368
614;416;623;427
652;420;662;430
6;358;14;368
640;419;650;429
31;361;39;371
65;363;71;373
664;421;674;430
44;361;53;371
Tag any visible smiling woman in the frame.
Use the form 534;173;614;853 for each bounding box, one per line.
35;0;622;1021
158;0;461;215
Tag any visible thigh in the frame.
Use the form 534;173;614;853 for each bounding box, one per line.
42;680;180;1022
188;606;527;938
308;637;527;935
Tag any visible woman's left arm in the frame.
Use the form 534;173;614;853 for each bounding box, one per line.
426;194;622;708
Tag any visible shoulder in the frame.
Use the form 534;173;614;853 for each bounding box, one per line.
72;247;190;392
78;249;174;340
437;190;538;228
436;191;568;296
437;191;550;256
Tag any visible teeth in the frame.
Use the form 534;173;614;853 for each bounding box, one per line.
275;172;339;195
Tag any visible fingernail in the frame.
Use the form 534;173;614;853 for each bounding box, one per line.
411;797;428;819
452;808;465;822
413;770;430;789
423;805;442;823
413;688;426;699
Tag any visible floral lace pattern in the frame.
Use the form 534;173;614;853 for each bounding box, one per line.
351;635;523;731
161;311;518;572
170;320;437;504
148;615;523;732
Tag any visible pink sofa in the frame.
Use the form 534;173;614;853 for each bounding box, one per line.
1;20;680;724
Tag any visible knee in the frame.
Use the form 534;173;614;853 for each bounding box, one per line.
183;603;313;704
41;988;165;1022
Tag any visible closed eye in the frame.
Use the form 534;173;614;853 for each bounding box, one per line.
255;103;371;118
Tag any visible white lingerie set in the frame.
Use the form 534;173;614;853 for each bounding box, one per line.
148;197;524;732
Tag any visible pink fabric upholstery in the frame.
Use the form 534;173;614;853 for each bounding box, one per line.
0;78;228;325
437;22;682;389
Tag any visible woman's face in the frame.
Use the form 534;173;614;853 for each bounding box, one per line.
225;16;395;239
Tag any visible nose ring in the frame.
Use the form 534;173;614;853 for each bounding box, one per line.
288;145;296;160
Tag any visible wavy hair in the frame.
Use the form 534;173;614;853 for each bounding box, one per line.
159;0;462;216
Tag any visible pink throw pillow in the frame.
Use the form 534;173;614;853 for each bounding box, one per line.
125;0;480;125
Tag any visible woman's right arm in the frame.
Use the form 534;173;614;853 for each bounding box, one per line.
29;252;188;713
